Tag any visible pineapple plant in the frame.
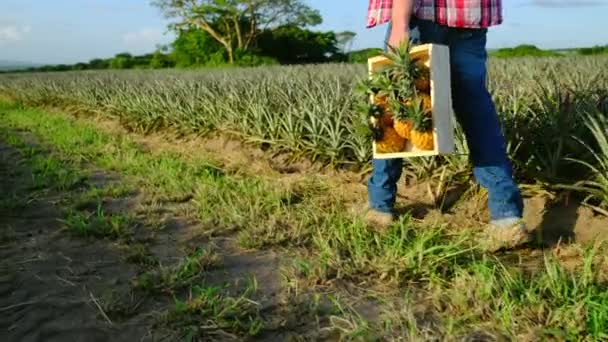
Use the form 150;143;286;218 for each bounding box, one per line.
409;98;435;150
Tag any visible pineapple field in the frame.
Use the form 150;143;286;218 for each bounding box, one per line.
1;55;607;205
2;54;608;341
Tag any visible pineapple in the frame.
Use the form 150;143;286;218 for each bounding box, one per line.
374;95;394;127
381;113;394;127
391;98;413;139
376;126;406;153
409;98;434;150
394;116;413;139
415;67;431;93
420;93;432;111
374;94;388;108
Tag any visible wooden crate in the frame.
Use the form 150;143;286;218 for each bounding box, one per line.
368;43;455;159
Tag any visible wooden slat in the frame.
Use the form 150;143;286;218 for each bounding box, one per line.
429;44;454;155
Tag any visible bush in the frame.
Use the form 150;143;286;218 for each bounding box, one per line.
491;44;560;58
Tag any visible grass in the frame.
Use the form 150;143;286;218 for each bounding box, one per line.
62;206;134;239
0;104;291;236
1;102;608;339
132;247;222;294
161;281;263;340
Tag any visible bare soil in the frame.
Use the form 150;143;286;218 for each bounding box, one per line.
0;141;149;342
0;134;300;341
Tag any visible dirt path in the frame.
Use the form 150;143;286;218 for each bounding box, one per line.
0;132;300;341
0;141;153;342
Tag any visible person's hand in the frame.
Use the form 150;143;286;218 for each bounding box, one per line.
388;25;409;50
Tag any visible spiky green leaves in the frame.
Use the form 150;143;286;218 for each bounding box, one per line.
384;41;423;86
408;97;433;132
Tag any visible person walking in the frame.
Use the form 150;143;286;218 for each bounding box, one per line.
365;0;533;251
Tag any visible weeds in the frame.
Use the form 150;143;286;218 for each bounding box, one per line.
62;205;134;239
132;247;222;294
161;283;263;340
313;214;478;285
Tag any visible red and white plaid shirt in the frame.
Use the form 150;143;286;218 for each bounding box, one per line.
366;0;502;29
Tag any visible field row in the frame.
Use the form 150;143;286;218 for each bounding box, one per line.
1;56;607;209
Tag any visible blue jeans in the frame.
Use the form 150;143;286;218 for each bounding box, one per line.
368;18;524;222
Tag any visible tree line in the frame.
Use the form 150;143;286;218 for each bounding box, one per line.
14;0;384;73
8;0;608;73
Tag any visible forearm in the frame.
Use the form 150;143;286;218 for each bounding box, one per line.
391;0;414;32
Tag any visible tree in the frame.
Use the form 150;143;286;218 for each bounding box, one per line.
151;0;322;63
110;53;134;69
347;48;383;63
150;50;176;68
491;45;560;58
336;31;356;54
88;58;109;69
256;25;339;64
171;27;225;66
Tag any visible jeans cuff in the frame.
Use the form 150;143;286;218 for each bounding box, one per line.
490;217;523;229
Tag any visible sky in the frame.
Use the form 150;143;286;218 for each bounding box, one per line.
1;0;608;64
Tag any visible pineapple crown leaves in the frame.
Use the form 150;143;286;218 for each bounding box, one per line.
383;41;422;84
355;78;378;96
356;71;394;98
353;120;381;141
352;108;384;142
408;97;433;132
352;84;385;113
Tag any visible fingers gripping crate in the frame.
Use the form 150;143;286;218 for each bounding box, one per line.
368;44;455;159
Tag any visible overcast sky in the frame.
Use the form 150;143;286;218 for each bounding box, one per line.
1;0;608;64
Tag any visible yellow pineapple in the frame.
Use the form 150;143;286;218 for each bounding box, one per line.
392;98;413;139
380;113;394;127
394;118;413;139
376;126;406;153
420;93;432;111
415;67;431;93
408;98;434;150
374;94;388;108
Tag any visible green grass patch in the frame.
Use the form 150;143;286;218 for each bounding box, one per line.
132;247;222;294
62;205;134;239
161;283;263;340
0;105;290;236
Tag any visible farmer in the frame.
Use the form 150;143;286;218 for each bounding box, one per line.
365;0;533;251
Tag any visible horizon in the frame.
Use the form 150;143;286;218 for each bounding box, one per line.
1;0;608;65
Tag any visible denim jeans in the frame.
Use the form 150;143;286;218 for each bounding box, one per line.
367;18;524;222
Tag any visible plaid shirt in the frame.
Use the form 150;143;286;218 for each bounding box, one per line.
366;0;502;29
